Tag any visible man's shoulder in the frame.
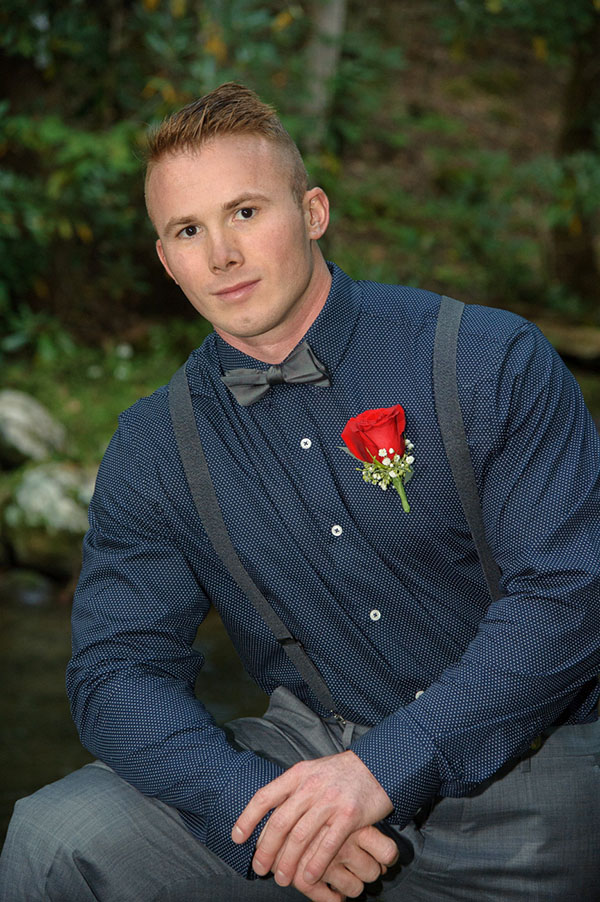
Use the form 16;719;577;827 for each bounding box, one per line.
117;336;215;430
356;277;441;325
356;275;531;347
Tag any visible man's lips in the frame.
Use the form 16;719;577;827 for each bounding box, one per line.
213;280;260;300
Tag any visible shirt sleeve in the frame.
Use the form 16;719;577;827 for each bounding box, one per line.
66;416;282;877
351;320;600;825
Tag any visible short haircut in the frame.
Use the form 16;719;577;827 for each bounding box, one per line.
145;82;308;205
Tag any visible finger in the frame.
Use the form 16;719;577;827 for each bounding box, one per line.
323;861;366;898
267;806;333;885
292;835;349;902
232;771;298;844
301;816;356;885
355;825;400;868
332;843;381;886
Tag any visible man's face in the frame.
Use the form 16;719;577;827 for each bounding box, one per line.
146;134;329;352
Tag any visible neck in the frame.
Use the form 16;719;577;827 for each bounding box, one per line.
215;251;332;364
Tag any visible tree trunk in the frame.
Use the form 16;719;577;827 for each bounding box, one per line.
551;15;600;313
302;0;347;153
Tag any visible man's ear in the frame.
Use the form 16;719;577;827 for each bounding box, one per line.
156;239;179;285
304;187;329;240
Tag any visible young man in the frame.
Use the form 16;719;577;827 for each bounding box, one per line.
1;83;599;902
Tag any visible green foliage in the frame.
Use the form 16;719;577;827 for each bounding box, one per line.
2;316;213;464
0;107;148;328
0;0;599;347
439;0;599;57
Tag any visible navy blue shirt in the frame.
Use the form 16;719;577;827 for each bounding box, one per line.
67;264;600;876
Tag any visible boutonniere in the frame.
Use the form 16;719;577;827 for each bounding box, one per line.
341;405;415;512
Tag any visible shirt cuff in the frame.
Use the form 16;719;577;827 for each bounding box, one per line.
350;713;442;826
203;754;284;877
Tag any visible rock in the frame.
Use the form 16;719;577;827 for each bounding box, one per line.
0;390;66;469
3;462;96;578
0;568;57;607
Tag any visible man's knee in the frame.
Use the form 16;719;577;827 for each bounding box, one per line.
0;764;136;901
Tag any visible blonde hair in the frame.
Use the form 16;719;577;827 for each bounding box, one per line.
145;82;308;204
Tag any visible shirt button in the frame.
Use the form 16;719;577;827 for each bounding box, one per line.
300;438;312;449
415;690;424;699
331;524;343;537
369;609;381;621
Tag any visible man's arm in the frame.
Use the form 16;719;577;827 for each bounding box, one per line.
233;319;600;888
67;414;284;877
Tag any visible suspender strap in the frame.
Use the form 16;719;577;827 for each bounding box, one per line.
167;365;340;718
433;296;502;602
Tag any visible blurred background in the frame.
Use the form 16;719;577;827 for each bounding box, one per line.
1;0;599;843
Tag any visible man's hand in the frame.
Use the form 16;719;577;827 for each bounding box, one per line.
274;823;398;901
231;750;395;891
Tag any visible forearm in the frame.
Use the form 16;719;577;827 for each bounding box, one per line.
351;572;600;825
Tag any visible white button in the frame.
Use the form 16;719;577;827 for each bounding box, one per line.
300;438;312;449
415;690;424;699
331;524;343;537
369;609;381;621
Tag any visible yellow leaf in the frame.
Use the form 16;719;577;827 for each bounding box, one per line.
594;0;600;10
204;33;227;64
47;170;68;199
143;0;160;10
485;0;503;12
170;0;186;18
569;214;583;237
142;80;158;98
161;83;178;104
76;223;94;244
532;35;548;61
57;218;73;239
272;10;294;32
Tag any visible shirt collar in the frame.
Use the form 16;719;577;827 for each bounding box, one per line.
214;262;362;374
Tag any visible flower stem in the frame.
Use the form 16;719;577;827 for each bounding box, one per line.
393;477;410;513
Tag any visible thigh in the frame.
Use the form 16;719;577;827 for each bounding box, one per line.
377;720;600;901
0;761;304;902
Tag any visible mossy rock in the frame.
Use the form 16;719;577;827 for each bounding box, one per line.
3;462;96;578
0;390;66;469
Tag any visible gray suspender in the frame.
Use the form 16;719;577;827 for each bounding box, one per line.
433;297;502;603
168;364;340;717
167;294;501;716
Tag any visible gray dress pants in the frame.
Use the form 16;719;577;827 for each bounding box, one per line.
1;689;599;901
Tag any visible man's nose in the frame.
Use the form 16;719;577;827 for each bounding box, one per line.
207;231;243;272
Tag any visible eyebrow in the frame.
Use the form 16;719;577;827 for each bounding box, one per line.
163;194;271;237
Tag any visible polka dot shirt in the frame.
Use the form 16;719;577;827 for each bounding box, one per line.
67;264;600;877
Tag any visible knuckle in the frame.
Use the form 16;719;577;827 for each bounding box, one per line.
267;810;288;833
290;820;311;845
321;830;341;853
366;861;382;882
253;786;270;806
340;800;361;821
384;840;399;864
322;786;340;806
344;876;365;898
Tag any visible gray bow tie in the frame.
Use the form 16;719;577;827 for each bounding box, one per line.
221;341;331;406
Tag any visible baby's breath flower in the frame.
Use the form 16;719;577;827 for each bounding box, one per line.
356;439;415;512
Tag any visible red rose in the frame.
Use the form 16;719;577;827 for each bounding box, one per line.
341;405;406;462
